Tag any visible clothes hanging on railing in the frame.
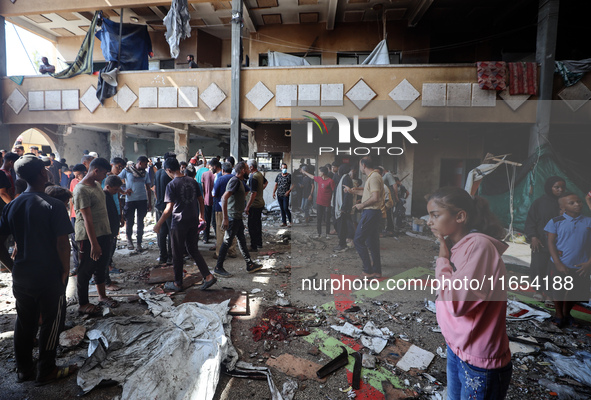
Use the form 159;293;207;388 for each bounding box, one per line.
95;17;152;71
52;12;101;79
163;0;191;59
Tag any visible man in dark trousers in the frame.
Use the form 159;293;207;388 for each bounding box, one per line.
0;155;77;385
214;162;263;277
246;159;266;252
154;152;176;265
153;157;216;291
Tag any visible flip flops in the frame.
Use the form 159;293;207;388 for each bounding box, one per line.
98;297;120;308
109;267;124;274
550;317;565;329
78;303;102;316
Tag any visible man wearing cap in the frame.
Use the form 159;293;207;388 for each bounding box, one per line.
0;155;77;385
29;146;40;157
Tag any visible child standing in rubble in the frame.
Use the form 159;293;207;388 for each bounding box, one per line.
427;187;512;400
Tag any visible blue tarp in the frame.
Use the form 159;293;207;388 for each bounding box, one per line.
95;18;152;71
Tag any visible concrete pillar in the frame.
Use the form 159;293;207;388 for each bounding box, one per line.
529;0;560;155
230;0;243;161
110;125;126;160
174;130;189;162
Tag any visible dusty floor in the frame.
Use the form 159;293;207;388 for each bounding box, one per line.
0;211;590;400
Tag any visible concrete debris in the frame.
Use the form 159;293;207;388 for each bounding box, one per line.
506;300;552;322
58;325;86;348
538;378;586;400
281;379;298;400
396;344;435;372
251;288;263;294
361;335;388;355
436;347;447;359
361;353;376;369
330;322;362;338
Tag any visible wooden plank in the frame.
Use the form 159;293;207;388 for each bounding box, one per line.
182;288;249;315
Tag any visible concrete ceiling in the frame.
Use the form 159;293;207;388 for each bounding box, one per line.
7;0;421;42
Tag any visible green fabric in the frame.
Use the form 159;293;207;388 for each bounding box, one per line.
52;12;100;79
9;76;24;85
479;146;590;233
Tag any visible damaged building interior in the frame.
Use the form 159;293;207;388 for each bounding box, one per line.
1;0;591;399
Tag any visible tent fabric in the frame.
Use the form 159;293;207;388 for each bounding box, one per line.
555;61;584;87
267;51;311;67
52;12;100;79
163;0;192;59
561;58;591;74
464;163;503;195
95;17;152;71
478;145;591;233
361;39;390;65
77;293;239;399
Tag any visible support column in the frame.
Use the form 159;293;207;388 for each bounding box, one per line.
174;130;189;162
230;0;243;161
110;125;126;160
529;0;559;156
0;16;11;151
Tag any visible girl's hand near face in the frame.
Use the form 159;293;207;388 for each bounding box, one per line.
436;233;451;259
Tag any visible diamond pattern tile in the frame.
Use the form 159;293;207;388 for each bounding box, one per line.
81;86;101;113
246;81;274;111
499;90;530;111
114;85;137;112
557;81;591;112
346;79;376;110
6;89;27;114
200;83;226;111
389;79;419;110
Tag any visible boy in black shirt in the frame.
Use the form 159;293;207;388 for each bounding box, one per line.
0;155;77;385
103;175;124;291
154;157;216;291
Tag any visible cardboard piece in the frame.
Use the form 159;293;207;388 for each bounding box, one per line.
183;288;249;315
396;344;435;372
266;354;327;382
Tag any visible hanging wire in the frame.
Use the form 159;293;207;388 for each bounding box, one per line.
242;23;536;57
12;22;38;74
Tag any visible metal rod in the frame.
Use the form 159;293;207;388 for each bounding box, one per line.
118;8;123;67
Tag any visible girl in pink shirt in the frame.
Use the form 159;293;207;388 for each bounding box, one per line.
427;187;512;400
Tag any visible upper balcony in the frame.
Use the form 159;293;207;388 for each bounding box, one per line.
3;64;547;127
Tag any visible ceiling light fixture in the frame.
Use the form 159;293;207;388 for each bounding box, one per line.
130;16;139;23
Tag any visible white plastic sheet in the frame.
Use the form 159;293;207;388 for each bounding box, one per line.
361;39;390;65
267;51;311;67
77;293;238;400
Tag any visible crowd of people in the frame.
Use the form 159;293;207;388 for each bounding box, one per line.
0;146;273;385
